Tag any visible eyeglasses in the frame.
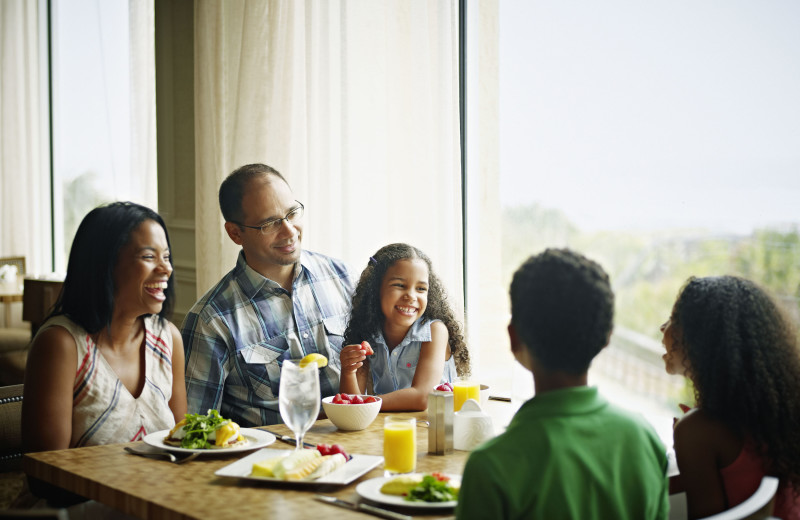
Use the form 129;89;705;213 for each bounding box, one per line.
236;201;304;235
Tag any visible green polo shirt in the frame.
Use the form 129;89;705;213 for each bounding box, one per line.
456;386;669;520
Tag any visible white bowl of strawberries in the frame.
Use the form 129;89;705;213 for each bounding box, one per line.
322;394;382;431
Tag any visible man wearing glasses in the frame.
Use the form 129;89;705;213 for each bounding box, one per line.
181;163;354;426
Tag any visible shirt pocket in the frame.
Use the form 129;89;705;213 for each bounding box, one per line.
322;314;347;356
394;348;420;389
240;341;288;398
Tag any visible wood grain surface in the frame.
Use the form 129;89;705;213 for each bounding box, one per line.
23;404;513;520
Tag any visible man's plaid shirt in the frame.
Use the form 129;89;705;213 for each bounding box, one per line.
181;250;354;426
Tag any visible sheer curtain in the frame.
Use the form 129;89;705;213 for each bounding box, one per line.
194;0;464;311
129;0;157;210
1;1;156;273
0;0;49;274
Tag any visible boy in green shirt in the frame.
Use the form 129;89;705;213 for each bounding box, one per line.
456;249;669;520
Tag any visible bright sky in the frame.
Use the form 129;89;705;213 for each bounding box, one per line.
499;1;800;234
54;0;129;191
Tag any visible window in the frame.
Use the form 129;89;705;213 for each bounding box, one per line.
51;0;155;271
466;1;800;444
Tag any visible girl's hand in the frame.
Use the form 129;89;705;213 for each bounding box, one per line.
340;343;370;374
360;341;374;356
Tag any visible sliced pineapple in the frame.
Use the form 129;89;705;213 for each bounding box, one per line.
306;453;347;480
284;456;325;480
272;449;321;480
251;456;284;478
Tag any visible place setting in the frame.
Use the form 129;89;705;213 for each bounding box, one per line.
112;352;498;519
215;357;384;486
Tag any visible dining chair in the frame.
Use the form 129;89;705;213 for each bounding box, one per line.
670;476;781;520
0;509;69;519
0;256;26;330
0;257;26;280
0;384;24;472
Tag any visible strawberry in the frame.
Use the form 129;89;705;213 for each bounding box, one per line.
316;443;332;456
351;395;365;404
361;341;374;355
329;444;349;459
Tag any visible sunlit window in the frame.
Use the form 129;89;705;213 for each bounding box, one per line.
466;1;800;444
51;0;155;271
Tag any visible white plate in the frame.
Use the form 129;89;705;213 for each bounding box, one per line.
142;428;275;454
215;448;383;485
355;474;460;509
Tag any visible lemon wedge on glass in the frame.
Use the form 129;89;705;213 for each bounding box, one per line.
299;353;328;368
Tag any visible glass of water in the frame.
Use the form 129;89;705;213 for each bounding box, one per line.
278;359;321;450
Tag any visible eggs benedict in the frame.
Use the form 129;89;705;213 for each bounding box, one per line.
164;409;247;449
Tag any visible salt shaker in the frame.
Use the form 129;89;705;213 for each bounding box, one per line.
427;391;454;455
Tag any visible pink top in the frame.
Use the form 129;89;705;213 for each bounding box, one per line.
720;441;765;508
720;441;800;519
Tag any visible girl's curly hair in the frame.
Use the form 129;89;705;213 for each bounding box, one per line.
343;243;470;377
671;276;800;486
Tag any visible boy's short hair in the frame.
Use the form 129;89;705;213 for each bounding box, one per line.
510;248;614;374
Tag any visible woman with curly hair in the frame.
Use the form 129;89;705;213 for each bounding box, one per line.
338;243;469;411
662;275;800;519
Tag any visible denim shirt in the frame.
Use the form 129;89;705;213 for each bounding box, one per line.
369;318;457;394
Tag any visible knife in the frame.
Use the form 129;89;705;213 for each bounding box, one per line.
315;495;412;520
261;430;316;449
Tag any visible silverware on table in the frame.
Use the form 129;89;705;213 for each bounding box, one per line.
124;445;199;464
262;430;316;449
314;495;412;520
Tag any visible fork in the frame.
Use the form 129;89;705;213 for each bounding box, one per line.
124;446;200;464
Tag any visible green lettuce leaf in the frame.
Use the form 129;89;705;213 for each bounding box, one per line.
404;475;459;503
177;409;231;449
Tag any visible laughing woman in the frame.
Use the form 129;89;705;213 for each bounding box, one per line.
22;202;186;453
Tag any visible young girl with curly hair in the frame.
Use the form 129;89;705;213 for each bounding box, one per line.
338;243;470;411
662;275;800;519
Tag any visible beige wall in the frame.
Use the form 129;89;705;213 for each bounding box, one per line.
155;0;195;327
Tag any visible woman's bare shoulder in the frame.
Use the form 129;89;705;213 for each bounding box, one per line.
674;408;740;455
29;325;78;357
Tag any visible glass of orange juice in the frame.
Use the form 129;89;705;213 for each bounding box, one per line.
383;416;416;475
453;380;481;411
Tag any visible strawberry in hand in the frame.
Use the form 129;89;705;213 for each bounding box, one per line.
360;341;374;356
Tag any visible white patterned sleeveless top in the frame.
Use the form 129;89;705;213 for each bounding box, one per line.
37;314;177;447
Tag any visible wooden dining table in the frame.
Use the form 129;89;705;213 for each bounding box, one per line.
23;401;514;520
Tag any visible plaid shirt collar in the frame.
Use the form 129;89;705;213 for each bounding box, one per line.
233;250;309;299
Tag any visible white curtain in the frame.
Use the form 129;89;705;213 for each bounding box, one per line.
129;0;157;210
194;0;464;312
0;0;49;274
